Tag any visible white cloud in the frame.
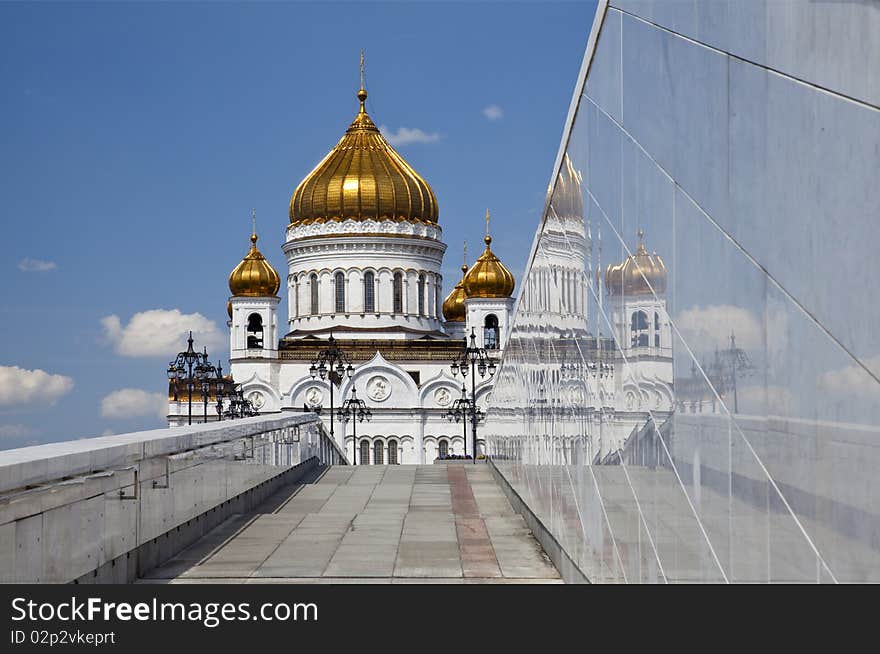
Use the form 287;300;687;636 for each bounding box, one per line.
0;424;34;439
0;366;74;406
101;388;167;420
674;304;762;356
101;309;223;358
482;104;503;121
818;355;880;399
18;258;57;272
379;125;440;146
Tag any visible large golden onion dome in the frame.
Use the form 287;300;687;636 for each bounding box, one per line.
604;229;667;296
289;86;439;227
463;216;516;299
442;263;470;322
228;232;280;317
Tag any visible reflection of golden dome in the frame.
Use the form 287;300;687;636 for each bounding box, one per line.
463;234;515;299
551;153;583;219
289;87;439;227
228;233;281;309
605;229;667;296
442;264;469;322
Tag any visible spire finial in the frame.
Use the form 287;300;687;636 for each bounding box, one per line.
357;49;367;110
250;208;258;247
462;240;468;274
637;227;644;241
484;208;492;247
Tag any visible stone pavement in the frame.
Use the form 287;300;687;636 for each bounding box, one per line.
140;464;561;584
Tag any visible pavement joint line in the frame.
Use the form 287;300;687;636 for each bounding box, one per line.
191;514;263;566
270;465;329;514
391;463;417;576
318;465;388;576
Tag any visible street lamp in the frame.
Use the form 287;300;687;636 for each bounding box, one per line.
310;334;355;441
337;387;371;464
194;347;217;424
224;384;257;420
444;384;486;459
450;327;497;463
167;331;211;426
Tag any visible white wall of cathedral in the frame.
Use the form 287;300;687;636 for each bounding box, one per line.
224;350;494;464
283;229;447;338
229;296;280;359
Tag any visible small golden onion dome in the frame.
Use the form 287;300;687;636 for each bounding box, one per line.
442;263;470;322
604;229;667;296
289;87;439;227
463;235;516;299
228;233;281;303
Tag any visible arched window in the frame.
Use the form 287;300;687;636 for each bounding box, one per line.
435;282;441;317
631;311;649;347
360;440;370;466
484;314;499;350
364;271;375;313
310;273;319;314
388;440;398;465
393;272;403;313
438;439;448;458
417;274;426;315
294;279;300;318
373;441;384;465
246;313;264;349
335;272;345;313
654;312;661;347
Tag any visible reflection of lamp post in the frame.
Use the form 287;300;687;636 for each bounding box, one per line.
310;335;355;441
167;332;211;426
451;328;496;463
717;331;754;413
338;387;371;464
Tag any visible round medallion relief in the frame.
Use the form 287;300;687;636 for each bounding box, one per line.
248;390;265;410
434;387;453;406
366;375;391;402
305;387;323;407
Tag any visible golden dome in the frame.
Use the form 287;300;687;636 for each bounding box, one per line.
228;232;281;307
289;87;439;227
442;263;469;322
551;153;583;219
605;229;667;296
463;221;516;299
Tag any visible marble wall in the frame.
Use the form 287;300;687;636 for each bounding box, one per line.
485;0;880;583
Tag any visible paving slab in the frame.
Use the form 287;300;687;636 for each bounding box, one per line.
140;465;560;584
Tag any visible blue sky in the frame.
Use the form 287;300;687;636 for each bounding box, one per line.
0;1;597;448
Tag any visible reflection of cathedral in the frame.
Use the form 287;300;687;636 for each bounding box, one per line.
488;155;673;463
168;78;516;465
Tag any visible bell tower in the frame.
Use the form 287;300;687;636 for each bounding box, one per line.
228;213;281;360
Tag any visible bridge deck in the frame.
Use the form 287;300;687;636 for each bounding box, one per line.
140;464;561;583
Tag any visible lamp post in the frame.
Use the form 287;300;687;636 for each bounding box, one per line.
214;361;231;421
309;334;355;442
450;328;497;463
338;387;371;464
444;384;486;459
194;348;217;424
167;331;211;426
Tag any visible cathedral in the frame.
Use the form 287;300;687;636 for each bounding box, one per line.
168;80;516;464
167;77;674;466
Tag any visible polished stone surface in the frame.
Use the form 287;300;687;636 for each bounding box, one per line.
140;465;561;583
484;1;880;583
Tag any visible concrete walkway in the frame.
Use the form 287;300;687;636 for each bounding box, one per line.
140;464;561;584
